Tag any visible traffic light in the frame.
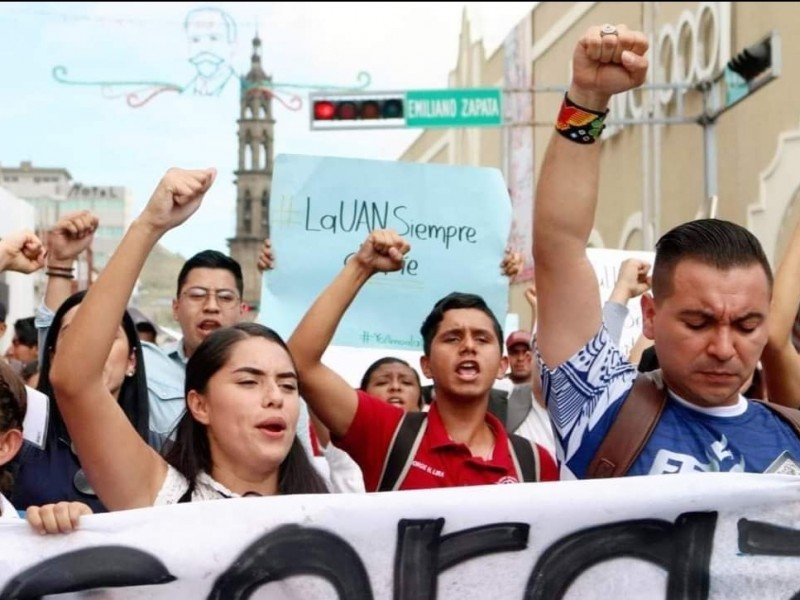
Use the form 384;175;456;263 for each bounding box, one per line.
309;93;405;130
724;30;780;108
727;31;779;83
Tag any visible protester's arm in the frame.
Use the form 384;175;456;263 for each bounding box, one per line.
604;258;651;345
534;25;648;367
43;211;98;312
762;219;800;407
26;502;92;535
628;333;654;366
50;168;216;510
0;231;45;274
288;230;409;438
524;283;538;333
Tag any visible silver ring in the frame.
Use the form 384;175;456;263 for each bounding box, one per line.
600;24;618;37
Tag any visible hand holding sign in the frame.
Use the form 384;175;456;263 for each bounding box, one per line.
139;168;217;234
352;229;411;275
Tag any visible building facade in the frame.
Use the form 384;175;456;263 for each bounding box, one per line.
227;35;276;311
400;2;800;332
0;188;36;355
1;161;131;294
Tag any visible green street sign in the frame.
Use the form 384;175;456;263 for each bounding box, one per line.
405;88;503;128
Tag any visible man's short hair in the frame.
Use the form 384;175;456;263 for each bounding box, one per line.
177;250;244;298
13;317;37;348
419;292;503;356
652;219;773;301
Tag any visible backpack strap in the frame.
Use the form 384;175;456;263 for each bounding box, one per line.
508;433;540;482
487;389;509;426
586;374;668;478
506;384;534;434
753;399;800;437
377;411;428;492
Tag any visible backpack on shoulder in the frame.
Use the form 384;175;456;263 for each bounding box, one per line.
586;371;800;478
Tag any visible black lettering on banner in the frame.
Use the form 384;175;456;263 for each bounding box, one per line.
0;546;175;599
208;524;373;600
524;512;717;600
393;518;530;600
738;518;800;600
738;517;800;556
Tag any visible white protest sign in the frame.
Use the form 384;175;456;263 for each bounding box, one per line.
3;473;800;599
587;247;656;358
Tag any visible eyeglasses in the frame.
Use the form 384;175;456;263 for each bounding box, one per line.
180;287;240;308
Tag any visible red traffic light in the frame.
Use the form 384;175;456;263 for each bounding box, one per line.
311;96;405;126
313;101;336;121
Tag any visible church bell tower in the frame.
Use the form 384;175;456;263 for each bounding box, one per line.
227;34;274;312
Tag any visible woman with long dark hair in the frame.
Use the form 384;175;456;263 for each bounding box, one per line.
49;167;327;509
11;290;151;513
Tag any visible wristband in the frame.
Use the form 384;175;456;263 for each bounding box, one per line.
46;271;74;280
46;264;75;272
555;93;609;144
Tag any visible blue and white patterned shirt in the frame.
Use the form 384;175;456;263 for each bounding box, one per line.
539;326;800;479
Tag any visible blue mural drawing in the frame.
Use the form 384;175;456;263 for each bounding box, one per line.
51;5;371;109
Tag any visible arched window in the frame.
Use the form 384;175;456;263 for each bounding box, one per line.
244;143;254;172
243;190;252;234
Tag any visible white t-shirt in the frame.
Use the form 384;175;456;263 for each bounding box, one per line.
513;396;557;458
319;443;366;494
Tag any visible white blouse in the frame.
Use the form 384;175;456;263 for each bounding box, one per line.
0;492;20;519
154;466;241;505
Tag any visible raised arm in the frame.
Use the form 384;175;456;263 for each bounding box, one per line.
604;257;651;346
49;168;216;510
43;211;98;312
762;218;800;407
534;24;648;367
288;230;409;438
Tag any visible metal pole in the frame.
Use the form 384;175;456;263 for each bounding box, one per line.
703;119;718;215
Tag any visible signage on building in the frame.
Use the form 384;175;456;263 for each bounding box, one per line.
606;2;732;133
68;184;124;199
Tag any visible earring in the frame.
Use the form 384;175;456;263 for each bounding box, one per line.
126;370;135;377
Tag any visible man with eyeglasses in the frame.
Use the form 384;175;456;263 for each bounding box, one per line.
142;249;247;443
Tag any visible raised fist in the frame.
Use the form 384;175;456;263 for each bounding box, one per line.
352;229;410;274
139;167;217;233
47;210;98;264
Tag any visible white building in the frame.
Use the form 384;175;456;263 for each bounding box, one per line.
0;187;36;355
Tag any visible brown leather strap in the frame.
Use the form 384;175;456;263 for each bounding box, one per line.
586;375;668;478
753;400;800;437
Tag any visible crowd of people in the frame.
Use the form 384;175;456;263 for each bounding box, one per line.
3;23;800;539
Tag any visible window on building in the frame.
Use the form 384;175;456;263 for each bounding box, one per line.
261;190;269;236
243;190;252;234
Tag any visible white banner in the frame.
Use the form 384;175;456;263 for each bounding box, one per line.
2;473;800;599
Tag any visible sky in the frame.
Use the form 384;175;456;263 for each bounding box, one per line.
0;1;536;258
